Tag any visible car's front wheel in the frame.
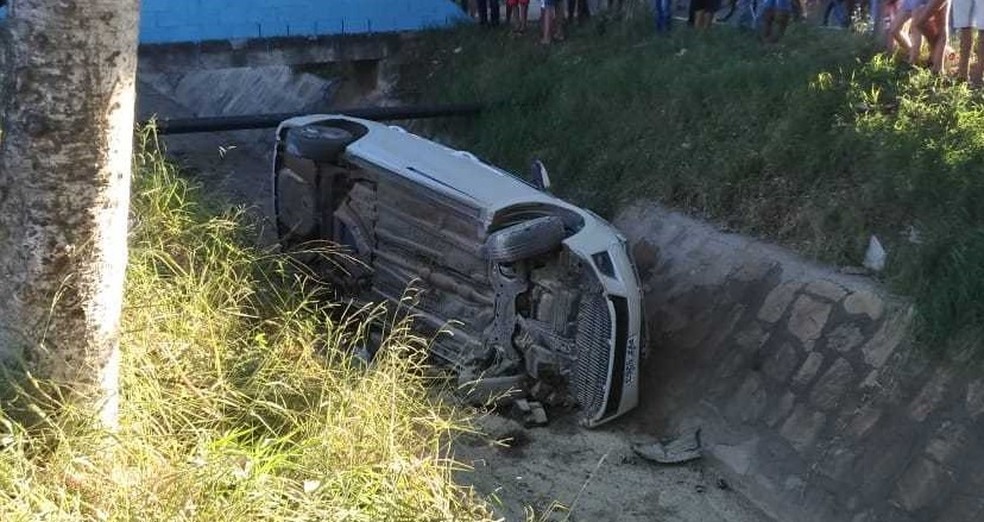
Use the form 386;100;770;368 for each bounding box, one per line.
284;124;355;162
485;216;566;263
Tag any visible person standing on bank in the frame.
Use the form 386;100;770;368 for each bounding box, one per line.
477;0;502;26
506;0;531;32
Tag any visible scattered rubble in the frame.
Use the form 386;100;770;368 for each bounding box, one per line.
633;428;704;465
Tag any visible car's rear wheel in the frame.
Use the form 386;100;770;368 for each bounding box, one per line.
486;216;566;263
284;124;355;162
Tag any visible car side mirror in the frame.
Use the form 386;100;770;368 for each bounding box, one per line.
529;159;552;191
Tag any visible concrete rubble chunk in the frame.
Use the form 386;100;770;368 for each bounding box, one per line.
892;457;949;512
758;282;802;323
827;324;866;353
844;290;885;321
634;428;703;464
864;235;887;272
908;368;954;422
780;404;827;452
810;358;856;411
861;306;914;368
793;352;824;389
805;280;848;302
524;401;548;426
787;295;833;345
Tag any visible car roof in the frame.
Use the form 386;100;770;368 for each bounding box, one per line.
330;116;563;216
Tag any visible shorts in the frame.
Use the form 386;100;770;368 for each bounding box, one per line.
692;0;720;11
761;0;793;12
901;0;928;12
506;0;529;5
951;0;984;27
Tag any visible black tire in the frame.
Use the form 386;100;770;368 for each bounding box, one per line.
284;124;355;162
486;216;566;263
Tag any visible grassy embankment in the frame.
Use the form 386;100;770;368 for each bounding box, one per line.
410;11;984;358
0;129;494;521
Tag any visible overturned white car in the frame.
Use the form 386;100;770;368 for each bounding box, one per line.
273;115;643;427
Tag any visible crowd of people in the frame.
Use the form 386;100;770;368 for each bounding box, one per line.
458;0;984;84
885;0;984;84
458;0;621;43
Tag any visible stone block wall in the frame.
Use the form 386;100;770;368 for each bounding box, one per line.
615;203;984;522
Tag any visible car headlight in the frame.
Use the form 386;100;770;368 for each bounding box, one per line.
592;251;617;280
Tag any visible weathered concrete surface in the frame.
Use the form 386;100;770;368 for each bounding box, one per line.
140;66;339;118
138;33;401;74
616;203;984;522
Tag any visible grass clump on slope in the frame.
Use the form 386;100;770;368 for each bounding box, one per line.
0;128;493;521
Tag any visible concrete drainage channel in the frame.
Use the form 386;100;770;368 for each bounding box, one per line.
615;204;984;522
137;67;981;522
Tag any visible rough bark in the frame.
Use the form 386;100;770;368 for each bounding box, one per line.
0;0;139;428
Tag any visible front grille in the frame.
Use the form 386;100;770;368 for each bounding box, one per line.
573;290;613;423
603;296;629;419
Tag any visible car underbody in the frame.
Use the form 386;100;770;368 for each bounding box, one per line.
274;116;641;426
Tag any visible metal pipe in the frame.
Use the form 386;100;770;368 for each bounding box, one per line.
152;103;485;135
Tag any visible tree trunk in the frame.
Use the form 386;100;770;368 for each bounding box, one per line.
0;0;140;429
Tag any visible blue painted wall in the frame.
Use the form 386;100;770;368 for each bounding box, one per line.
0;1;468;43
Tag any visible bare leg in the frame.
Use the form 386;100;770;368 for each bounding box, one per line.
887;11;913;56
957;27;973;80
917;0;949;73
929;14;948;74
554;1;566;39
542;4;554;43
773;11;790;40
696;10;708;28
908;11;924;64
973;30;984;85
762;8;776;41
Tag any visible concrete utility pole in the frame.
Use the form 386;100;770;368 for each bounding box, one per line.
0;0;140;428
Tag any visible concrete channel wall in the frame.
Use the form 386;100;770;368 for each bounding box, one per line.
615;203;984;522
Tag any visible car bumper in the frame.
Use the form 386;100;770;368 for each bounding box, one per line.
565;220;643;427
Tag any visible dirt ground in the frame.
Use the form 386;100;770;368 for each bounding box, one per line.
456;413;773;522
